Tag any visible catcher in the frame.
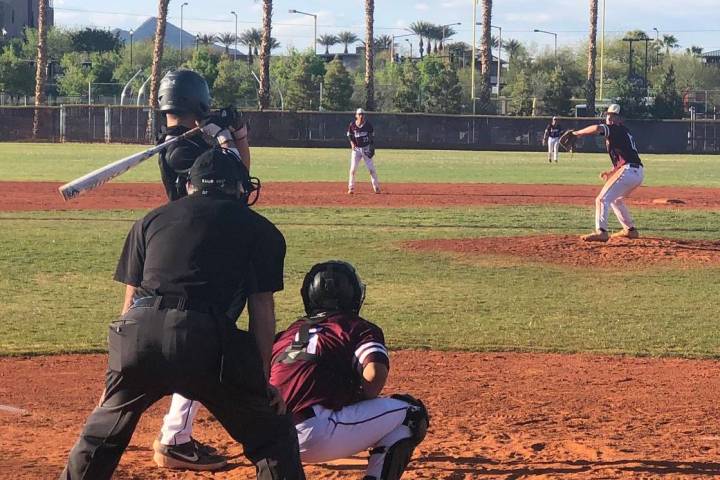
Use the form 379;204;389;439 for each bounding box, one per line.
347;108;382;194
559;103;644;242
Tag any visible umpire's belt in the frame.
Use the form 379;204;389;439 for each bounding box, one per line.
292;406;316;425
132;296;214;313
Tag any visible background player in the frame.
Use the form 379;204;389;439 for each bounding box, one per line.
270;261;429;480
542;116;564;163
347;108;381;194
562;104;644;242
60;149;304;480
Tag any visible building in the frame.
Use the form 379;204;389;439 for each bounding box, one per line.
0;0;54;39
700;49;720;65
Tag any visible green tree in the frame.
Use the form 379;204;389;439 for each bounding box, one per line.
212;55;257;107
321;57;353;111
317;34;339;55
272;50;326;110
651;64;683;119
393;61;420;112
507;69;533;115
542;67;573;115
184;47;220;88
0;45;34;100
57;51;121;97
337;31;359;54
418;56;462;113
71;28;123;53
609;77;647;118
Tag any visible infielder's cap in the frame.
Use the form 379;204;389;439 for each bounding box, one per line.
552;116;558;121
356;108;365;115
189;148;240;190
606;103;621;114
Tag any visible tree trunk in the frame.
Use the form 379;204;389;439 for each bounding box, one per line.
419;37;424;58
364;0;375;111
258;0;272;110
344;43;349;54
478;0;493;111
32;0;49;139
147;0;170;141
586;0;598;114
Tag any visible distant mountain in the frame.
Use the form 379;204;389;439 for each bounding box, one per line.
113;17;243;56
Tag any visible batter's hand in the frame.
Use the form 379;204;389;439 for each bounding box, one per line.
268;384;286;415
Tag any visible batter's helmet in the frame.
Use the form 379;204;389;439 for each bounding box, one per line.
158;69;211;117
301;261;366;315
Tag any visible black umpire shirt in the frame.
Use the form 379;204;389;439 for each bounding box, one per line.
159;125;212;200
114;193;286;312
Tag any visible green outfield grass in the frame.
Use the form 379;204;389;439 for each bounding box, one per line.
1;142;720;187
1;206;719;357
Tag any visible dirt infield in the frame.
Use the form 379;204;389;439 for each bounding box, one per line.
405;235;720;269
4;181;720;211
1;352;719;479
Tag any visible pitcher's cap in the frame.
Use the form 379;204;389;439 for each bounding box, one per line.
606;104;621;114
356;108;365;115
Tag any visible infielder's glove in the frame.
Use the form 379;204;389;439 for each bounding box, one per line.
367;144;375;158
558;130;577;152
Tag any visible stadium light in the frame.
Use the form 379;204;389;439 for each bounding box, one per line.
533;28;557;59
289;9;318;54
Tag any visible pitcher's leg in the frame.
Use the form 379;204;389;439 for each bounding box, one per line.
348;150;360;193
159;395;198;445
552;137;560;162
363;154;381;193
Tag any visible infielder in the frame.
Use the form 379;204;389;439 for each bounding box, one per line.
60;149;305;480
542;116;564;163
347;108;381;194
270;261;429;480
560;104;644;242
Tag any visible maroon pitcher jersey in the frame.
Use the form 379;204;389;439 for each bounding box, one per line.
347;121;374;148
600;123;643;168
270;312;389;414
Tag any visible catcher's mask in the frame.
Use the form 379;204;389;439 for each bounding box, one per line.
301;261;366;315
158;69;211;118
189;148;260;204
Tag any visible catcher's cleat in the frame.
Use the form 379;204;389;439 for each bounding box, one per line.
581;230;609;242
611;228;639;239
153;439;227;471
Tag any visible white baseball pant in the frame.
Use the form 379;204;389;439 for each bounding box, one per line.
349;147;381;192
159;394;197;445
296;397;414;477
595;164;644;232
548;137;560;161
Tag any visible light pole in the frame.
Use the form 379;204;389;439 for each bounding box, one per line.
533;28;557;59
391;32;415;63
195;33;200;52
471;0;477;114
439;22;461;50
653;27;660;66
129;28;134;68
404;38;413;59
491;24;501;95
180;2;188;64
289;9;317;54
230;11;238;61
599;0;606;100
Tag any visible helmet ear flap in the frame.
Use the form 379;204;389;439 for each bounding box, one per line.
301;261;364;315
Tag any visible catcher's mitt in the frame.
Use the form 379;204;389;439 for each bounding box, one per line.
558;130;577;152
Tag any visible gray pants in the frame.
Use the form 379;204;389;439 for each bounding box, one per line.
60;304;305;480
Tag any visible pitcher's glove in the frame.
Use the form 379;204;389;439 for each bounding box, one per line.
558;130;577;152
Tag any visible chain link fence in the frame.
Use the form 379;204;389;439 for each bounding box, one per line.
1;106;718;153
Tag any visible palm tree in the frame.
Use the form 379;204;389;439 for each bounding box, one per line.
239;28;262;64
438;25;456;51
662;34;679;55
198;33;215;46
408;21;433;58
216;32;236;55
478;0;493;109
364;0;374;111
586;0;598;114
686;45;703;56
337;31;359;54
32;0;50;138
374;34;392;51
147;0;170;140
269;37;281;52
258;0;272;110
317;34;339;55
503;38;522;64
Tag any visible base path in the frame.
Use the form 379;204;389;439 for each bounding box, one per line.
1;352;719;479
3;181;720;211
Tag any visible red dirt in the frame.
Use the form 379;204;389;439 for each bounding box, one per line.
1;352;720;479
405;235;720;269
3;181;720;211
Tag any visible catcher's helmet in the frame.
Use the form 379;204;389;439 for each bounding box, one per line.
158;69;211;117
301;261;366;315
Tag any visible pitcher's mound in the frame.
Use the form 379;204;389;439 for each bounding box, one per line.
405;235;720;268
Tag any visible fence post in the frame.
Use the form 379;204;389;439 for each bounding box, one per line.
59;105;66;142
104;106;112;143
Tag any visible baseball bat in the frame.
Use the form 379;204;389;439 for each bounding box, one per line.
57;126;203;201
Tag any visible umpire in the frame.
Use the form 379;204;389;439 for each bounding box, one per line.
60;149;305;480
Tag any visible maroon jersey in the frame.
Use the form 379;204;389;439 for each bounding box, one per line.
600;123;643;168
347;121;374;148
270;312;389;414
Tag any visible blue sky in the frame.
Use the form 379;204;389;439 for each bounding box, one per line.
53;0;720;55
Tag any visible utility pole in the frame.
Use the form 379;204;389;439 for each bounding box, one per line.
230;11;238;61
180;2;188;64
